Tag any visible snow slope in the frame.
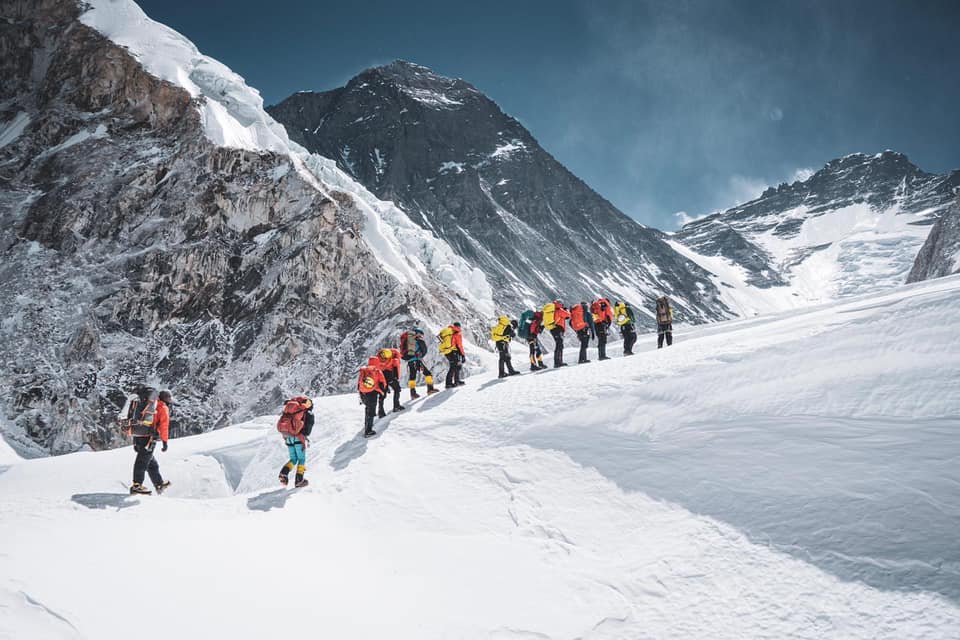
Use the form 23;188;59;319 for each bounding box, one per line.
2;276;959;638
79;0;492;318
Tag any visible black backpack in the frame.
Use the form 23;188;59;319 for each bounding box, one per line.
120;387;159;437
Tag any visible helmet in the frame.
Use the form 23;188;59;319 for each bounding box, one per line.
453;322;461;328
380;348;393;359
158;390;173;405
414;328;424;335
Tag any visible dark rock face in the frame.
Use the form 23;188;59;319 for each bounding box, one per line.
675;153;959;293
267;61;732;324
908;196;960;282
0;4;455;454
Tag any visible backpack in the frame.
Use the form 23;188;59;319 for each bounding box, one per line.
570;304;587;331
591;298;612;323
276;397;310;436
357;366;381;393
530;311;543;336
542;303;556;330
400;331;418;360
517;310;535;340
120;387;159;437
491;316;511;342
656;297;671;324
438;326;455;355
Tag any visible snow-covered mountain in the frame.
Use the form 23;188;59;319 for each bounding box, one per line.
0;0;492;454
2;275;959;638
673;152;960;316
267;61;733;324
909;194;960;282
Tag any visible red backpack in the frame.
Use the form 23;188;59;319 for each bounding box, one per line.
277;397;310;436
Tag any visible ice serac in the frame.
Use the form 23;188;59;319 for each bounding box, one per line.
674;152;960;315
0;1;490;454
908;192;960;282
267;61;733;324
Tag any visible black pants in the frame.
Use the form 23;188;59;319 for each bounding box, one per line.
597;323;609;359
527;337;543;366
550;327;565;367
445;352;463;386
497;341;517;376
621;325;637;355
577;329;591;363
378;371;402;412
133;437;163;486
658;323;673;348
407;359;434;389
361;392;380;431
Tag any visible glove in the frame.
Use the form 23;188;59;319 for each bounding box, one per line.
161;441;168;452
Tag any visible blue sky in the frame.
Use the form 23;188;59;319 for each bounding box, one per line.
136;0;960;229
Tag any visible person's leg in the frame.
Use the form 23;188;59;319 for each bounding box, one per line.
666;324;673;346
390;375;403;410
578;331;588;363
528;339;537;370
377;384;386;417
598;326;608;359
552;328;563;367
132;439;150;486
146;450;163;486
407;361;419;398
445;353;457;387
294;442;307;485
535;339;545;368
626;327;637;354
363;393;377;434
498;343;507;377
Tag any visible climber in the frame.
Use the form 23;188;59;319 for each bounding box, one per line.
518;309;547;371
591;297;614;360
375;347;405;416
129;390;173;496
570;301;596;364
542;300;570;368
358;357;387;438
439;322;466;388
399;328;439;399
276;396;314;488
613;300;638;356
491;316;521;378
655;296;674;348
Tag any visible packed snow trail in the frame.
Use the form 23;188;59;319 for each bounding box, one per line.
2;277;960;639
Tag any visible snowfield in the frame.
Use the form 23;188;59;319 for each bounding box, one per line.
2;276;959;639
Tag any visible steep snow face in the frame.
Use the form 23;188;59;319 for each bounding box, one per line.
79;1;492;316
675;152;958;315
1;276;959;638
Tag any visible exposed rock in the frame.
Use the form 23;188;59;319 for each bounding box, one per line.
908;192;960;282
267;61;733;324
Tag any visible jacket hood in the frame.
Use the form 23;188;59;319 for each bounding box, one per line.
366;356;381;367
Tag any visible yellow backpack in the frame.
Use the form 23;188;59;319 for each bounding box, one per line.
438;327;455;354
542;303;556;330
491;316;510;342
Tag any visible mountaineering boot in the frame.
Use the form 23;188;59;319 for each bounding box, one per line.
579;359;591;364
377;409;387;418
599;356;611;361
445;384;456;389
279;462;293;485
279;473;288;486
363;428;376;438
294;473;308;488
530;365;539;372
427;388;440;395
410;389;420;400
154;480;171;495
509;370;521;376
393;404;405;412
129;483;151;495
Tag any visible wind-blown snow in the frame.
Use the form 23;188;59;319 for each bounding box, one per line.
0;112;31;149
79;0;493;319
400;87;463;109
2;276;959;638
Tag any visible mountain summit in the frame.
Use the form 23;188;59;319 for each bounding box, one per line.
268;62;732;322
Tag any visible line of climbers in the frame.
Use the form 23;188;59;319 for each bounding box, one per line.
493;296;674;374
120;298;674;494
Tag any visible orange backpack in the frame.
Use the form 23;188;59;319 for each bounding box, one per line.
570;304;587;331
358;366;381;393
